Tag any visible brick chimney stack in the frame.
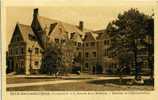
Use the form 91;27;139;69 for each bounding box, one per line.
33;8;39;17
79;21;84;31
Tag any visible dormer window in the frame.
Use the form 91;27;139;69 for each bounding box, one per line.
70;32;75;39
55;38;59;43
35;48;39;54
59;27;63;33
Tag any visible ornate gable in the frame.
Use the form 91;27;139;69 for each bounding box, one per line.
10;24;25;44
84;32;97;42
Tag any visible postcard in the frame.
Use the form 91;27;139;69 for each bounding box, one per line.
1;0;158;100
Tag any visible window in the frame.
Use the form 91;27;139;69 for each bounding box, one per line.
55;38;59;43
70;32;75;39
16;37;20;41
74;42;77;46
104;40;107;45
15;48;18;55
78;43;81;47
104;40;110;45
61;39;65;44
92;52;96;57
83;43;84;47
107;40;110;45
78;52;81;57
9;48;12;55
21;48;24;54
86;43;89;47
85;52;89;57
104;49;108;56
85;63;88;68
59;27;63;33
35;48;39;54
91;42;95;46
35;61;39;66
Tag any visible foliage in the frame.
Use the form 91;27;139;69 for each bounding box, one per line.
106;8;154;79
40;43;62;74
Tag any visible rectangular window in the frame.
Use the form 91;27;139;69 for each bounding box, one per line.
21;48;24;54
74;42;77;46
61;39;65;44
105;49;108;56
86;43;89;47
16;48;18;55
78;52;81;57
85;63;88;68
85;52;89;57
78;43;81;47
35;48;39;54
55;38;59;43
92;52;96;57
16;37;20;41
104;40;106;45
107;40;110;45
35;61;39;66
91;42;95;46
9;48;12;55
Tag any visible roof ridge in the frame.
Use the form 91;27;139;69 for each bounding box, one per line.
18;23;31;27
38;16;78;27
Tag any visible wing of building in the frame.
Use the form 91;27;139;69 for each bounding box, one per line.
6;8;119;75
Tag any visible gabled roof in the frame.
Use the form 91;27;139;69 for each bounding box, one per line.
17;23;36;41
18;23;43;50
70;32;83;43
83;32;99;41
92;29;106;40
93;29;105;34
37;16;91;36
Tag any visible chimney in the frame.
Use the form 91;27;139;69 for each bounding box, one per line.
33;8;39;17
79;21;84;31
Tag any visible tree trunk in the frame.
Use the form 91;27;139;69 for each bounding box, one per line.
133;40;140;80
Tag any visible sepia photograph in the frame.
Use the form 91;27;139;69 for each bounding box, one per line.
5;2;154;91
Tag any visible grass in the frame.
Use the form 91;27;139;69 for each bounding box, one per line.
88;79;154;86
7;77;60;84
7;79;154;91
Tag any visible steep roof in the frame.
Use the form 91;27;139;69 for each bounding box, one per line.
83;32;99;41
17;23;35;41
70;32;83;43
17;23;43;50
93;29;105;34
37;16;91;36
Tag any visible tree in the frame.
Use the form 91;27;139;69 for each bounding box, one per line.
40;43;62;75
106;8;154;80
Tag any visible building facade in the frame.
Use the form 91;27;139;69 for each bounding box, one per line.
7;8;151;75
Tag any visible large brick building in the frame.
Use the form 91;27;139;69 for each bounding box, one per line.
6;8;151;75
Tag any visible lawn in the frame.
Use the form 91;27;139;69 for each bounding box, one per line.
7;79;154;91
7;77;60;84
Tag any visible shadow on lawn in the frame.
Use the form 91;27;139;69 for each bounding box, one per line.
64;78;93;80
87;79;154;86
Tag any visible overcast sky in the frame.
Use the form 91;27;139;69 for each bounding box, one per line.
6;1;155;46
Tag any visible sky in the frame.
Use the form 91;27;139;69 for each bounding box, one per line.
6;1;155;47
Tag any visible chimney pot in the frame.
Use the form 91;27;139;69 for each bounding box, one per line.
33;8;39;17
79;21;84;31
